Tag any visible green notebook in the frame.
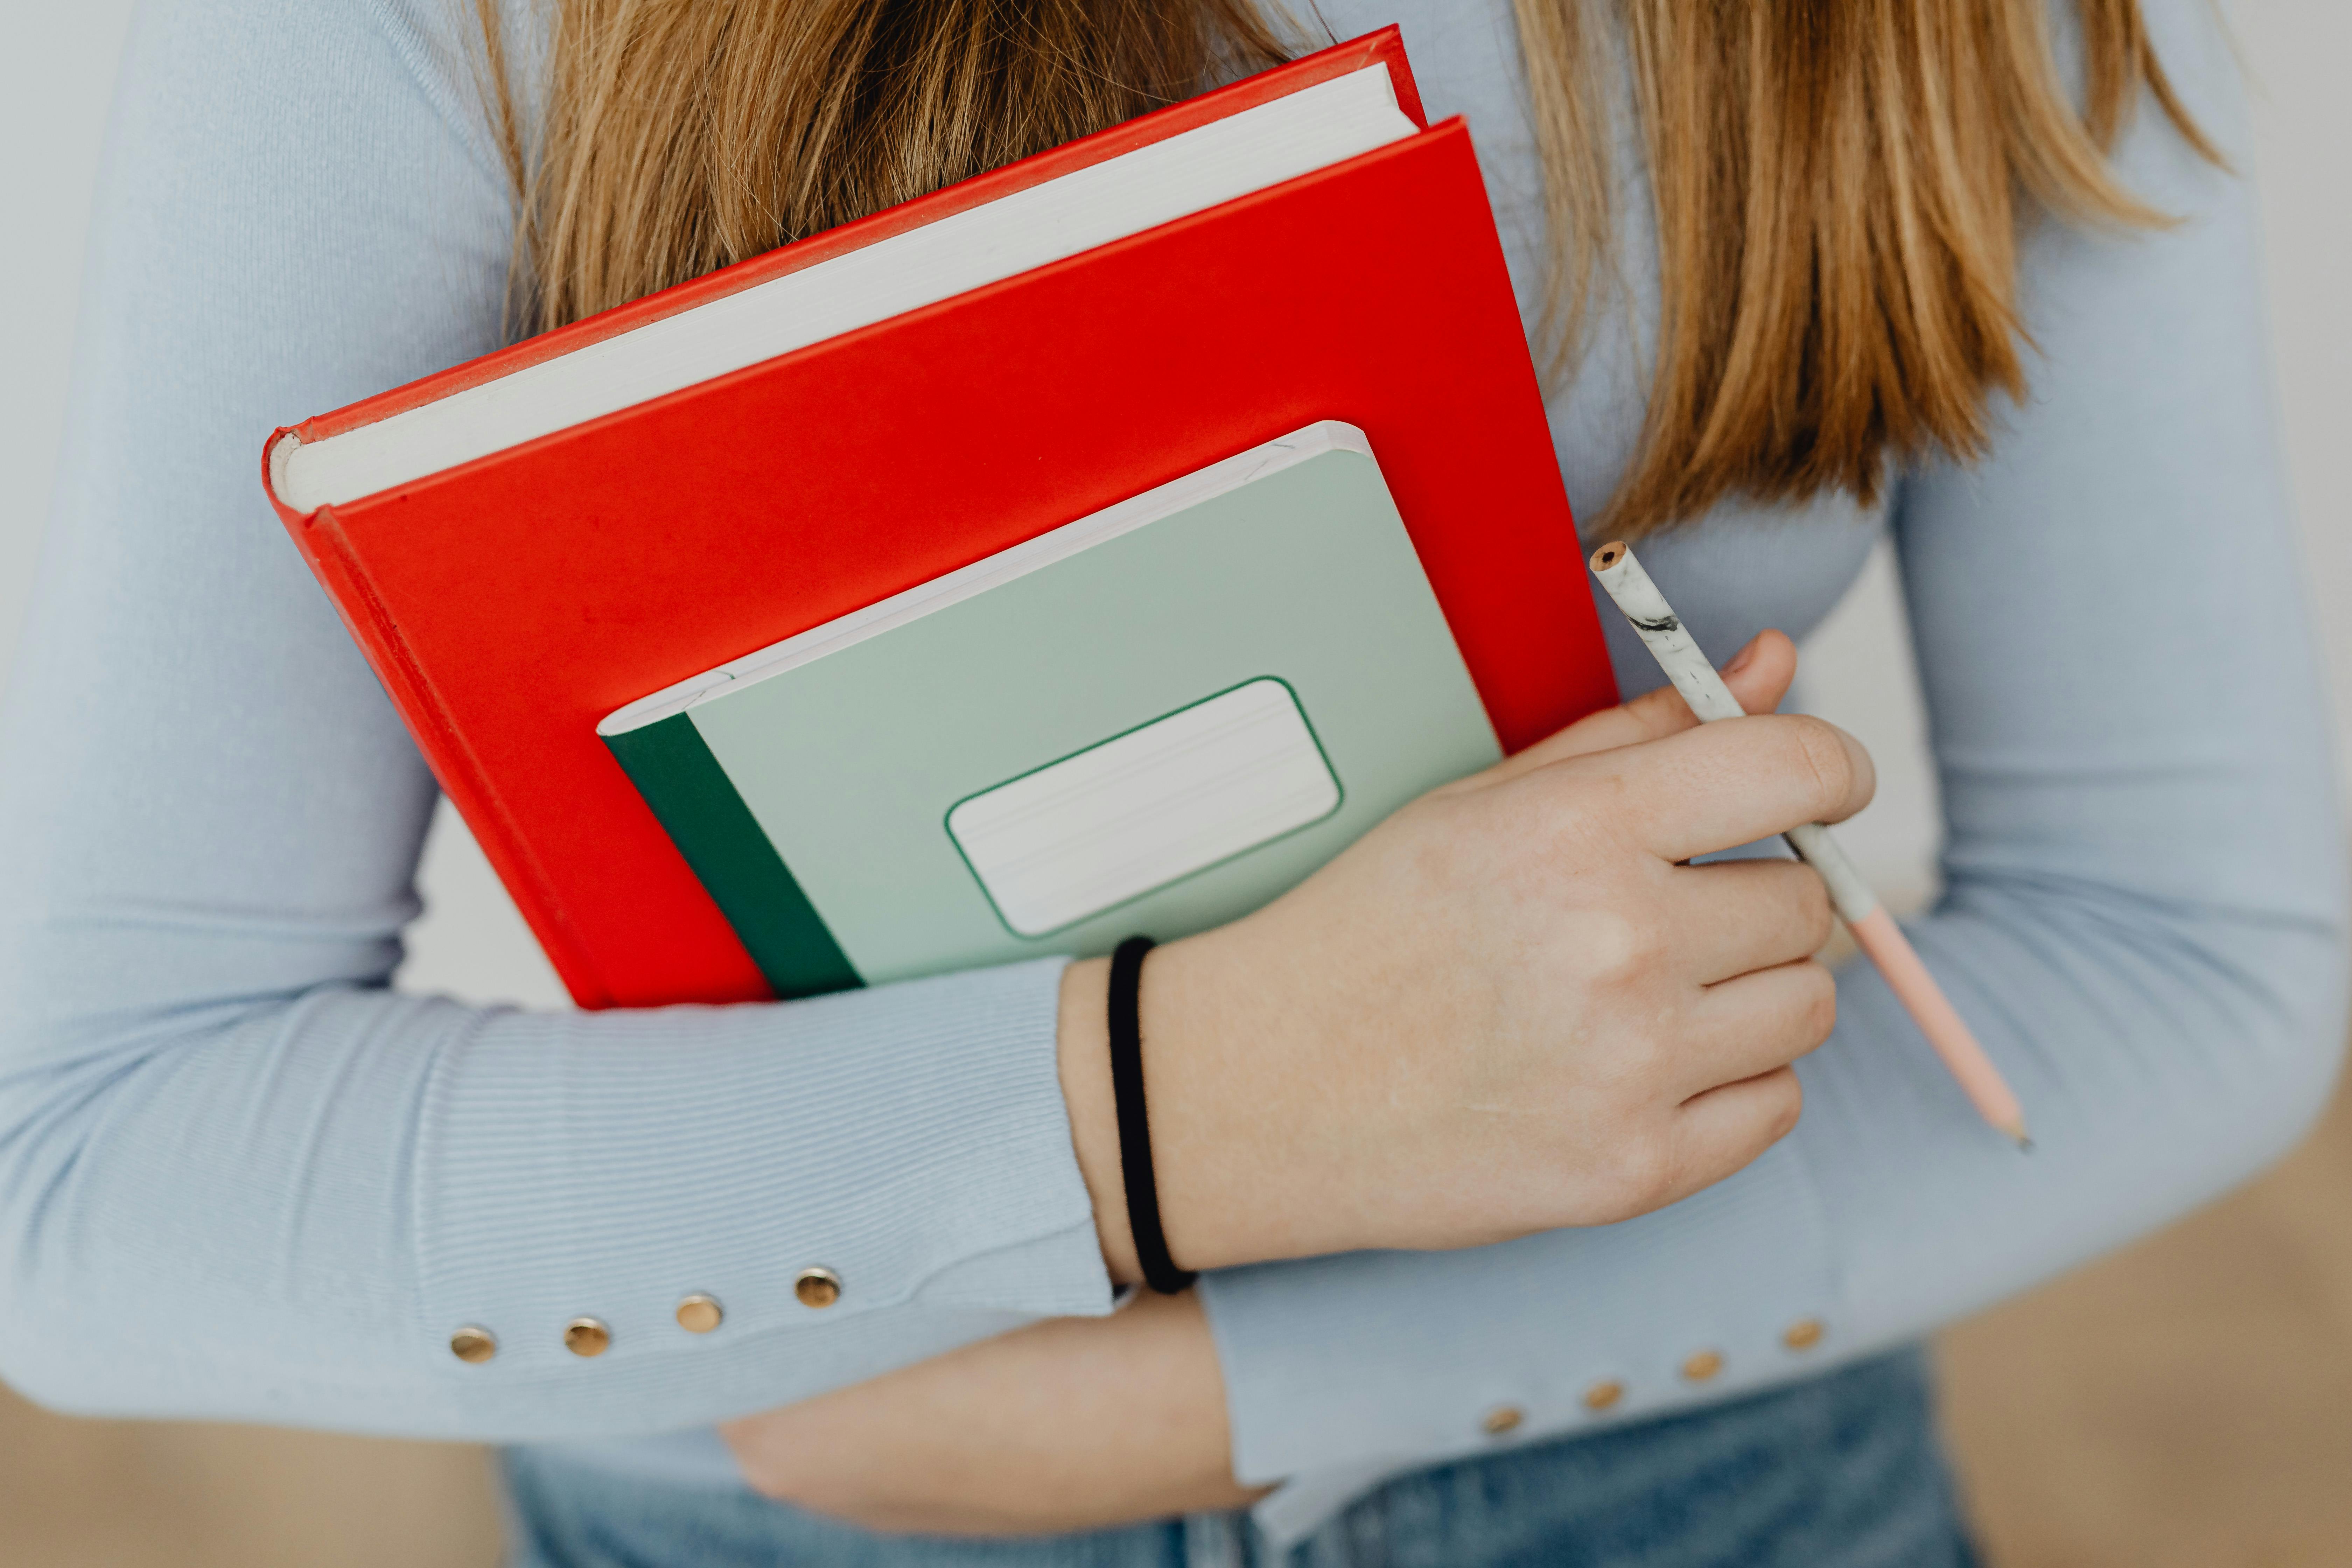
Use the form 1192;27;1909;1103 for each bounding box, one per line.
598;421;1502;997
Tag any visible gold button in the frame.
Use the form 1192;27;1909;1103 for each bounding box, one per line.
1681;1350;1723;1382
1782;1317;1826;1352
448;1326;497;1364
676;1294;724;1334
1480;1404;1524;1436
794;1267;842;1309
563;1317;611;1357
1582;1379;1624;1412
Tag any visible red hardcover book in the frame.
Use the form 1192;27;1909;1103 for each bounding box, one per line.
262;29;1617;1010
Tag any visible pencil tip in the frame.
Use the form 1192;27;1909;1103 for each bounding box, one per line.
2012;1130;2034;1153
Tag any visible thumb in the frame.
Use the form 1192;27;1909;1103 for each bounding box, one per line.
1717;628;1800;717
1461;629;1800;790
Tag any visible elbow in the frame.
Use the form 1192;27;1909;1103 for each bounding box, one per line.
0;1108;110;1414
2246;991;2347;1169
0;1022;186;1416
0;1294;121;1419
0;1179;116;1417
0;1253;180;1420
0;1124;208;1421
2185;916;2350;1194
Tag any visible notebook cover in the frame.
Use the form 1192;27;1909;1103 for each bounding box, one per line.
604;435;1506;999
263;33;1617;1009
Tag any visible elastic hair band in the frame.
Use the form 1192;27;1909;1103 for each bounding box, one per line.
1107;936;1196;1295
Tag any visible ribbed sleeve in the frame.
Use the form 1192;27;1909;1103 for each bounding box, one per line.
0;0;1111;1437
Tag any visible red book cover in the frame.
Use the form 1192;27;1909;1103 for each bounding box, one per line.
263;29;1618;1010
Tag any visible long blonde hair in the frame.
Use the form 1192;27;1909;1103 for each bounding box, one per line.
478;0;2215;535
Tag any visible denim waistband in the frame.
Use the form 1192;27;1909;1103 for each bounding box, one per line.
499;1346;1980;1568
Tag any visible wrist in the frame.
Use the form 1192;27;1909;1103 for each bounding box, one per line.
1057;956;1140;1284
1059;925;1292;1284
1057;921;1317;1284
1138;921;1319;1271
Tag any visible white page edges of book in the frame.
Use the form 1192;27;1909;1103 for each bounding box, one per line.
273;68;1414;513
946;678;1341;936
596;420;1372;736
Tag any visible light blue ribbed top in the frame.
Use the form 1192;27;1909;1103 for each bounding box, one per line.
0;0;2340;1539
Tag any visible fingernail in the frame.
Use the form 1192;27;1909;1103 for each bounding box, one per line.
1724;637;1760;676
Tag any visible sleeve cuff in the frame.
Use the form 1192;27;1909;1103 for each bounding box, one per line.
1199;1137;1842;1506
408;955;1114;1421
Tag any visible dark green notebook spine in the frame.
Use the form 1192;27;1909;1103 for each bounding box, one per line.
603;713;863;1000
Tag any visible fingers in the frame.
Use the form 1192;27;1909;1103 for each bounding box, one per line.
1603;713;1877;864
1656;1066;1805;1206
1455;631;1799;791
1664;859;1834;985
1676;958;1837;1094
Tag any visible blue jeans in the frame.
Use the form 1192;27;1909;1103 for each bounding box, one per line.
501;1348;1980;1567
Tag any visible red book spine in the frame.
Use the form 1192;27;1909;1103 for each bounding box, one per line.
260;29;1427;461
273;490;622;1007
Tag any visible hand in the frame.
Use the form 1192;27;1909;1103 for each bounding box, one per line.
1060;629;1867;1279
721;1289;1253;1536
723;632;1847;1537
722;633;1850;1539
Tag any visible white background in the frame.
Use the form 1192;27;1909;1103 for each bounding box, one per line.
2;2;2346;1012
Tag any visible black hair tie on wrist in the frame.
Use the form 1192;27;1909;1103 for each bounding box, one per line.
1107;936;1196;1295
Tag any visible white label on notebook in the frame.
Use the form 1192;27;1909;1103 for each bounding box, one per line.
947;679;1342;937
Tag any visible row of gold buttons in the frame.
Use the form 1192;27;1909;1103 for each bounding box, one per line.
446;1267;844;1364
1477;1317;1827;1437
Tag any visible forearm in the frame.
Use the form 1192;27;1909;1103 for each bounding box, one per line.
0;957;1121;1436
730;849;2342;1541
1203;877;2345;1493
723;1289;1261;1534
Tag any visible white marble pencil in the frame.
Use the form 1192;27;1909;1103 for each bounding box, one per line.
1588;540;2030;1149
